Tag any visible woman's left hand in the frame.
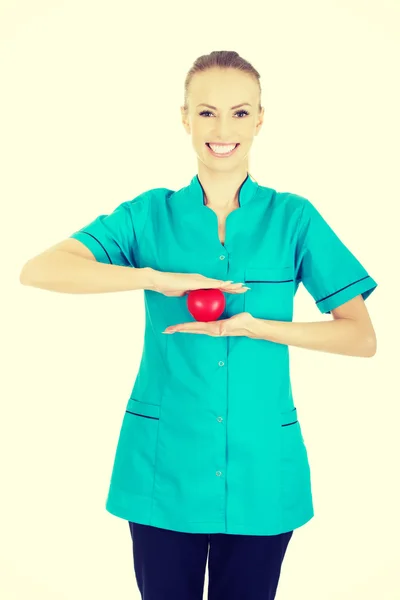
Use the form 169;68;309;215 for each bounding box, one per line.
163;312;255;337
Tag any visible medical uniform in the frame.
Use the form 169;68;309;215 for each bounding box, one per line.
69;173;378;536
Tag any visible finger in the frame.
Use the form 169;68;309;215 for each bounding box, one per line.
219;280;238;287
225;287;251;294
219;282;246;289
221;283;250;291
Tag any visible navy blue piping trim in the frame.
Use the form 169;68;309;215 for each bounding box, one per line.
316;275;370;305
80;232;113;264
197;173;249;207
126;410;159;420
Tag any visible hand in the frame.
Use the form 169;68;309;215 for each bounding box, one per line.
148;268;249;297
163;312;255;337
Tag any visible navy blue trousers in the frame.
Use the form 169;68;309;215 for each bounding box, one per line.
128;522;293;600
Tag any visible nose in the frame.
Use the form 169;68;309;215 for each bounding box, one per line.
211;118;237;141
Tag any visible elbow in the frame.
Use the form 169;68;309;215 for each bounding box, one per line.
19;265;29;285
20;260;35;285
364;334;377;357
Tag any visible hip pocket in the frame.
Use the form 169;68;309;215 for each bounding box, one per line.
244;266;294;320
109;398;161;498
280;407;312;511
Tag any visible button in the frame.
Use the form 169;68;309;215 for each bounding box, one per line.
219;255;225;260
218;361;225;367
216;471;222;476
217;416;223;422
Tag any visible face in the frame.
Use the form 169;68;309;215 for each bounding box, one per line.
181;68;264;171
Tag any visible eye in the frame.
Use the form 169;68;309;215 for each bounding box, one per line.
199;110;249;118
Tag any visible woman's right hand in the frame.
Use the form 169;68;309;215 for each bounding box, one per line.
148;269;250;297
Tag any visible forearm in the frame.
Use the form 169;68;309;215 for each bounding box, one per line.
245;316;376;357
20;250;157;294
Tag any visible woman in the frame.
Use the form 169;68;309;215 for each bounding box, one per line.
20;51;378;599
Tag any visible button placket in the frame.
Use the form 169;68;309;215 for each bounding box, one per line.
215;358;226;478
213;283;227;481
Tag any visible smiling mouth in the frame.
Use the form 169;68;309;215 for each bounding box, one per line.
205;143;240;157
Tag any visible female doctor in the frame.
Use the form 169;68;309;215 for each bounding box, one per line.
20;50;378;600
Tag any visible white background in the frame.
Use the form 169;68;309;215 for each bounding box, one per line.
1;0;398;598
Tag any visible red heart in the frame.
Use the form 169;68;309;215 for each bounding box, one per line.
187;289;226;322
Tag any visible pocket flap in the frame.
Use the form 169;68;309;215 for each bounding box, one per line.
245;266;294;282
126;398;161;419
280;407;298;426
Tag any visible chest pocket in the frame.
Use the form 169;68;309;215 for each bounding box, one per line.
244;266;294;321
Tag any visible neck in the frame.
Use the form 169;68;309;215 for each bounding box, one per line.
197;166;248;210
204;195;239;211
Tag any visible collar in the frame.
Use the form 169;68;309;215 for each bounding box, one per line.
182;172;260;211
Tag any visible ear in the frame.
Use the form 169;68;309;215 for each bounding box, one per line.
180;106;191;134
255;107;264;134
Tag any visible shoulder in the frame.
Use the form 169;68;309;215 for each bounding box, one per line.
276;189;312;212
259;184;316;229
123;186;170;208
121;186;173;223
124;186;173;211
257;183;311;211
275;190;323;230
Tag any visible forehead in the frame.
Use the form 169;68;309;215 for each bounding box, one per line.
190;68;257;100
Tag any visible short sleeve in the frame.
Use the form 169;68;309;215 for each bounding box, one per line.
295;198;378;314
68;197;148;268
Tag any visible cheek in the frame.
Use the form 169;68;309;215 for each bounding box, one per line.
189;132;207;146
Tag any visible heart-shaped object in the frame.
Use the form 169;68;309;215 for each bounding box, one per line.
187;289;226;322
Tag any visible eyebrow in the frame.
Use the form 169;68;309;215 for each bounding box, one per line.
196;102;252;110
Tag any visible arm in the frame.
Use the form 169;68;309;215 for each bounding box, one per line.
243;295;377;358
20;246;157;294
19;194;160;294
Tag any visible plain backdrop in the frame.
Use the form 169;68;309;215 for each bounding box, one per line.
1;0;398;598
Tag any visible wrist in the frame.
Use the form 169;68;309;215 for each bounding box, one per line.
142;267;159;291
242;312;259;338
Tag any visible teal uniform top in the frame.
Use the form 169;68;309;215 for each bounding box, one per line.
69;173;378;535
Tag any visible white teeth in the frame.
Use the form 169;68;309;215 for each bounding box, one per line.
209;143;237;154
